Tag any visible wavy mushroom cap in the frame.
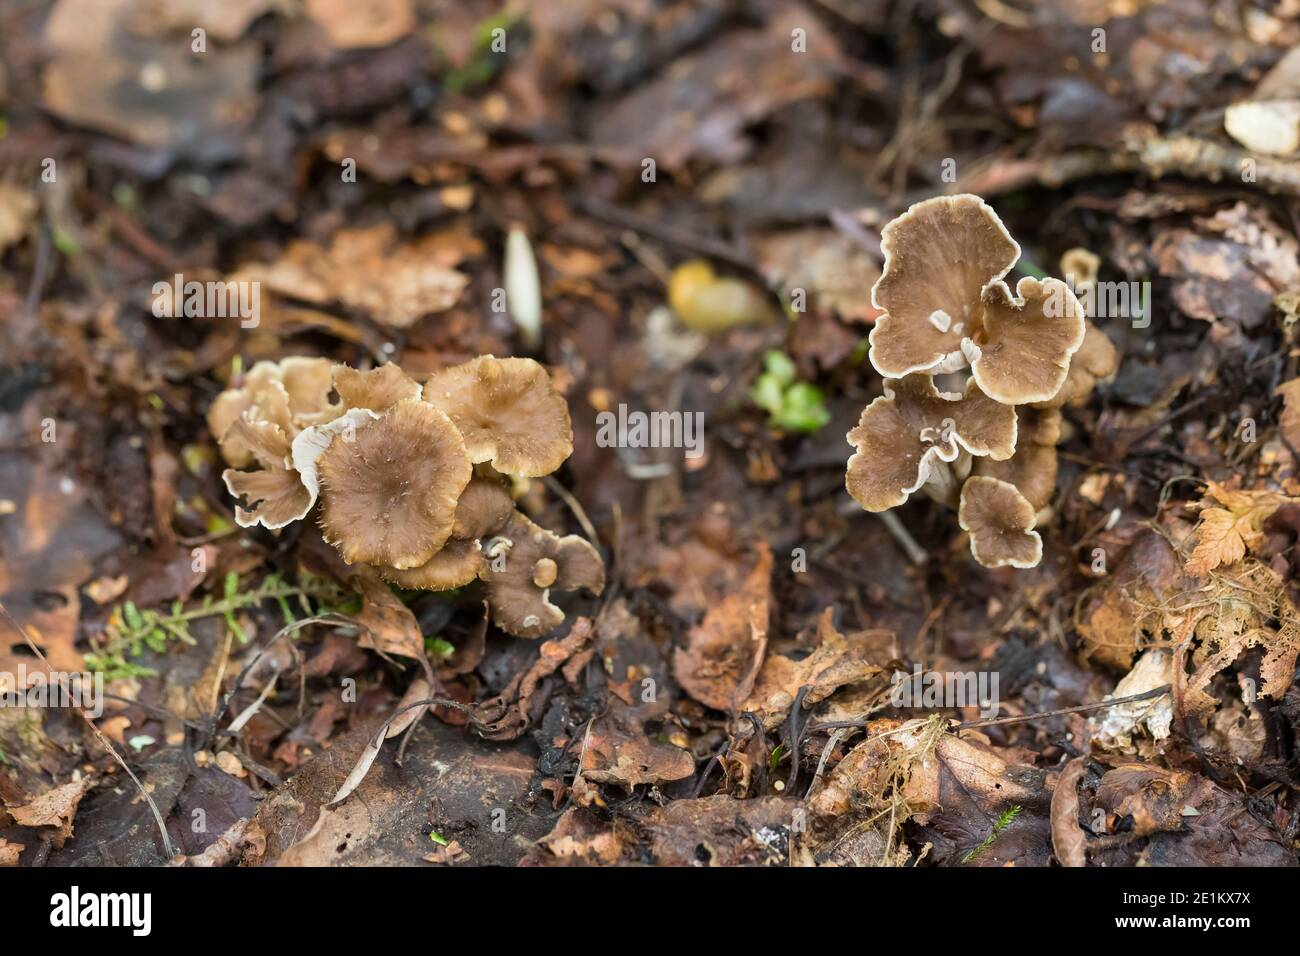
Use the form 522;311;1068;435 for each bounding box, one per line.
481;510;605;638
380;538;485;590
1031;321;1119;409
845;375;1017;513
316;399;472;569
867;194;1087;406
276;356;343;425
378;477;515;591
1060;247;1101;290
221;417;312;530
451;476;515;540
964;276;1086;405
208;372;292;469
332;362;422;413
208;357;342;466
868;195;1020;378
423;356;573;477
958;476;1043;569
972;407;1061;514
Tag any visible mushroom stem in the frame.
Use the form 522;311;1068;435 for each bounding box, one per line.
875;510;929;566
920;452;971;510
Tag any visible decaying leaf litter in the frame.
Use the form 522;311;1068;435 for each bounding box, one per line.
1;0;1299;869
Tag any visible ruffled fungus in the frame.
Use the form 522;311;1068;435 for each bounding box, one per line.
846;375;1015;512
958;477;1042;569
210;357;604;638
221;417;313;530
208;357;341;468
481;510;606;638
867;195;1085;406
314;399;472;569
844;194;1119;569
378;477;514;590
423;356;573;477
972;406;1060;514
332;361;422;413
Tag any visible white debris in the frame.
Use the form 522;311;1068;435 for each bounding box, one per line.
1091;649;1173;753
1225;100;1300;156
504;225;542;349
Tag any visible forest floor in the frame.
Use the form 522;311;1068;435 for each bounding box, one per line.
1;0;1300;868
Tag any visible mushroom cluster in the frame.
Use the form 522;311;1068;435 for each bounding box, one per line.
210;356;605;637
845;195;1118;569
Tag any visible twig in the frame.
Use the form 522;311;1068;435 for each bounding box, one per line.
954;684;1172;730
876;510;930;565
955;123;1300;199
543;475;602;551
575;195;756;274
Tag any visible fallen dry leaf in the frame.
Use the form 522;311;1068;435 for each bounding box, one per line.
472;618;595;740
1178;561;1300;716
1186;482;1291;576
6;776;95;847
743;609;887;729
351;573;424;660
1050;758;1088;868
1077;531;1186;670
304;0;414;50
579;702;695;789
0;838;23;866
231;224;468;329
1089;764;1292;866
673;544;771;711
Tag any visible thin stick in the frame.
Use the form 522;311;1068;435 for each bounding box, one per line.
876;510;929;565
543;475;602;551
954;684;1171;730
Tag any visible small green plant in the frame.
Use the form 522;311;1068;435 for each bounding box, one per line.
962;805;1022;864
768;743;787;775
425;636;456;659
750;350;830;433
86;571;352;680
440;12;521;92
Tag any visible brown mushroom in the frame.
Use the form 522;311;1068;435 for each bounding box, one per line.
221;417;313;530
846;374;1017;512
480;510;605;638
313;399;472;569
450;475;515;540
208;366;292;468
973;407;1061;512
958;476;1043;569
964;276;1086;406
208;357;341;467
867;195;1086;405
276;356;344;425
376;476;515;590
380;538;485;590
1031;321;1119;409
868;195;1020;378
422;356;573;477
1060;247;1101;292
332;362;422;413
